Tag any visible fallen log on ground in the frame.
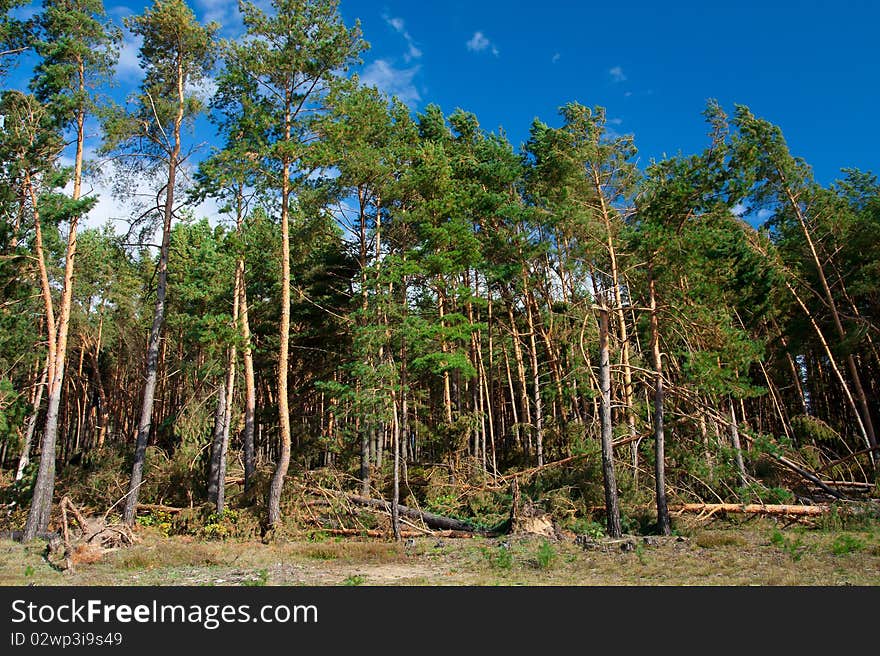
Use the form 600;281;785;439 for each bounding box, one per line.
818;480;874;489
670;503;829;517
136;503;185;515
345;495;492;534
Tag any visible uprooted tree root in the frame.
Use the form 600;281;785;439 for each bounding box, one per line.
46;497;137;572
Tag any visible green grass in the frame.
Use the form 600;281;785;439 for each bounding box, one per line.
242;568;269;586
2;516;880;586
535;540;556;569
770;529;806;562
831;534;865;556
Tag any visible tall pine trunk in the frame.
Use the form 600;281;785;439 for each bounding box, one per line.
122;58;186;526
649;272;670;535
22;171;58;540
267;109;293;528
524;289;543;467
24;82;87;539
207;375;228;505
598;306;622;538
238;250;257;492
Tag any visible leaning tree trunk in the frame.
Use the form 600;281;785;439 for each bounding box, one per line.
781;183;878;457
17;360;48;482
122;81;184;525
745;230;874;466
594;169;639;477
121;179;175;526
22;173;58;540
23;98;88;540
598;305;622;538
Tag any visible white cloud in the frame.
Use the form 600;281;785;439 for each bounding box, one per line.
608;117;623;126
467;32;489;51
609;65;627;82
732;202;747;217
186;75;218;104
466;31;498;56
194;0;275;36
360;59;421;107
196;0;238;26
551;52;561;64
383;14;422;62
73;156;227;240
116;32;144;81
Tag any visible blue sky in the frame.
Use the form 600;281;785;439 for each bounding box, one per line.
7;0;880;227
339;0;879;186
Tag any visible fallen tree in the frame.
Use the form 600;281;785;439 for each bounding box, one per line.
670;503;830;517
345;495;493;534
49;497;137;571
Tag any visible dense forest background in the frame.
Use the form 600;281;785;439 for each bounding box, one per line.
1;0;878;542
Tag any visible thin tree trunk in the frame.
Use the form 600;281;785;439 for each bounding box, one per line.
506;300;532;455
649;272;670;536
214;269;241;512
91;314;108;449
598;306;622;538
231;193;257;493
268;101;293;528
782;183;877;456
524;290;543;467
593;169;638;475
438;287;453;424
391;389;401;541
359;401;370;495
729;402;748;489
207;376;228;505
122;63;186;527
238;264;256;491
17;360;49;481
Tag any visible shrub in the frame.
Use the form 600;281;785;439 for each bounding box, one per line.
535;540;556;570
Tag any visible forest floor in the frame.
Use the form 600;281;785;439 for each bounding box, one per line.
2;516;879;586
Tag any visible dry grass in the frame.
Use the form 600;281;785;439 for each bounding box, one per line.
1;517;878;586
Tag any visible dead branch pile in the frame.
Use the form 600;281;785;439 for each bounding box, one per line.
47;497;137;571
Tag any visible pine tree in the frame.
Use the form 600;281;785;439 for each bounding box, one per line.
22;0;119;541
224;0;365;529
101;0;217;525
